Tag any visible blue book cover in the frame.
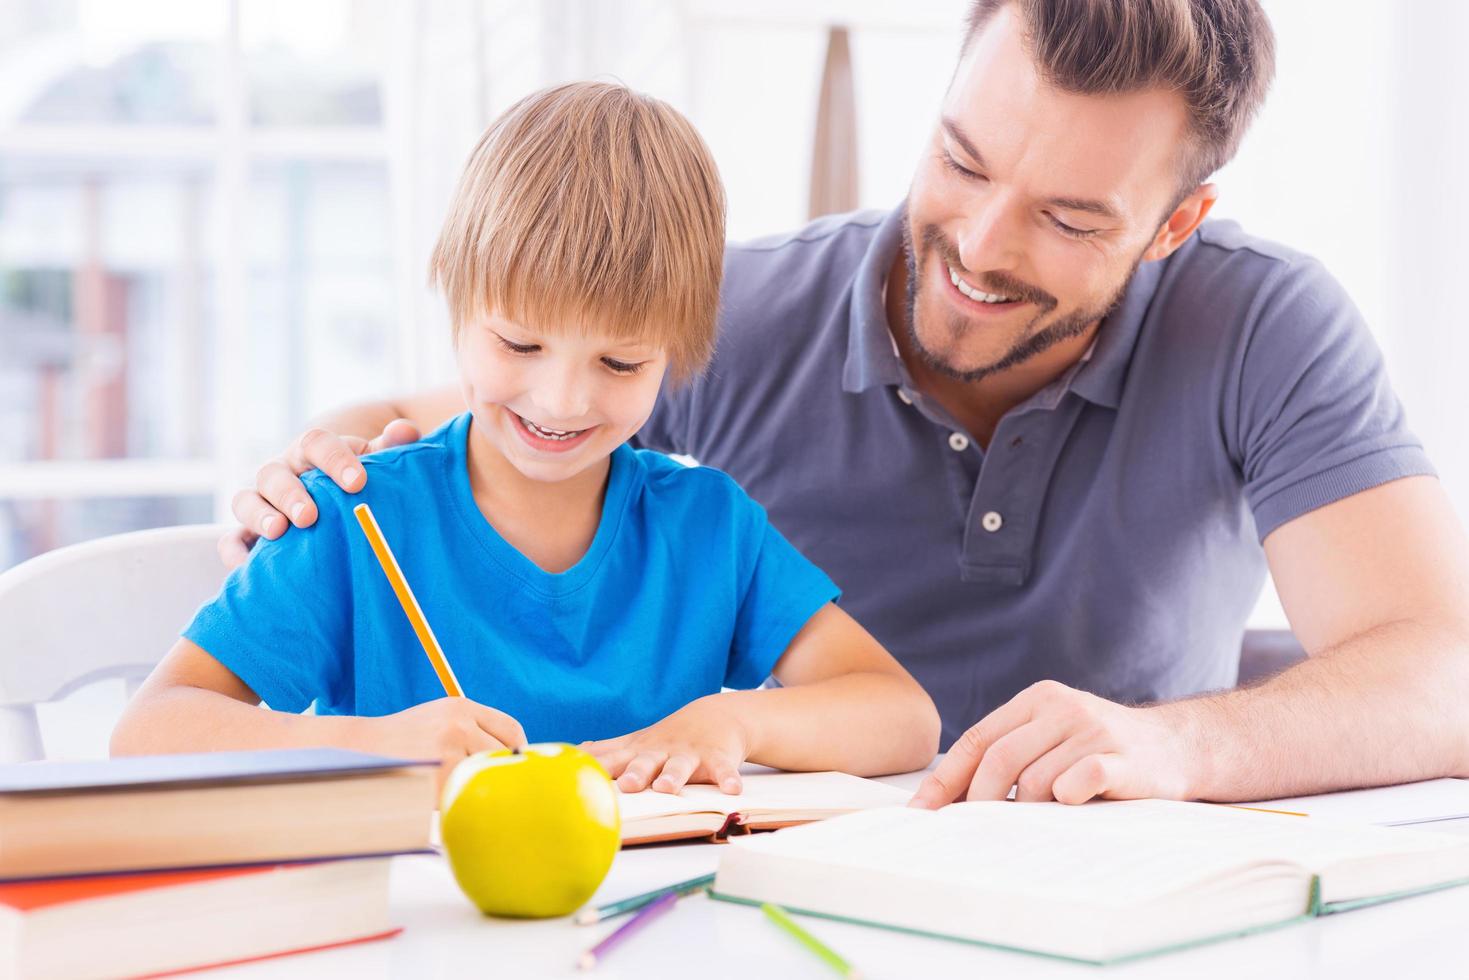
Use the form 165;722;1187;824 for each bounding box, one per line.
0;748;435;795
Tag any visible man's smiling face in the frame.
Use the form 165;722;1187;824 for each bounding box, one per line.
903;5;1195;382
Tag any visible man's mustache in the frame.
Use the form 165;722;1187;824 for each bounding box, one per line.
918;223;1057;311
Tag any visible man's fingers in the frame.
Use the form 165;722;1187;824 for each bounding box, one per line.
231;489;287;539
910;751;979;809
1051;753;1124;805
367;418;422;453
617;751;667;792
472;705;526;750
216;527;257;569
965;717;1071;802
910;697;1033;809
287;427;367;492
652;754;697;794
255;460;320;528
1013;737;1094;802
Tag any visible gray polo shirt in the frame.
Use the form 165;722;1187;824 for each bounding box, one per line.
636;206;1433;748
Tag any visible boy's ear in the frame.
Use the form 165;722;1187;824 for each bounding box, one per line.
1143;183;1218;262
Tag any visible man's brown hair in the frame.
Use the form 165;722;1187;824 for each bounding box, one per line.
962;0;1275;194
429;81;726;383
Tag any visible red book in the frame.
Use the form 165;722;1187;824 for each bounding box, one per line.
0;858;399;979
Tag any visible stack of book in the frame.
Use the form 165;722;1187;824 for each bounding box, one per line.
0;748;436;978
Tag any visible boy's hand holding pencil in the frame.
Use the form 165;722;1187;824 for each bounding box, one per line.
348;697;526;779
351;502;527;785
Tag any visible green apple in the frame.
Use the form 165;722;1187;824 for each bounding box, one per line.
440;742;620;918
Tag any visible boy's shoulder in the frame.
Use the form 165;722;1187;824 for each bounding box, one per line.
299;415;463;511
628;447;762;515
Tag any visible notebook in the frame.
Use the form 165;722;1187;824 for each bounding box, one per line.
0;748;437;880
617;771;910;845
711;798;1469;965
0;858;398;979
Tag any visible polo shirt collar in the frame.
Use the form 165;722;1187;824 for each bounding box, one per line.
840;203;1166;410
841;206;908;394
1067;256;1163;409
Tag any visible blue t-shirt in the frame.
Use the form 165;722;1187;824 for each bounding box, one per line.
184;413;840;742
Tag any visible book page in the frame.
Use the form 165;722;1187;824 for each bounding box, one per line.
729;797;1469;905
1244;778;1469;826
616;771;909;823
716;802;1322;962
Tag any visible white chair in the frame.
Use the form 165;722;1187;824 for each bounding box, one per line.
0;523;233;763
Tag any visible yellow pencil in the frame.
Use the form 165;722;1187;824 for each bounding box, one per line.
353;502;464;698
1223;804;1309;818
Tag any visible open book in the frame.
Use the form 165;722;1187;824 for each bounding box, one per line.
617;772;909;845
712;798;1469;964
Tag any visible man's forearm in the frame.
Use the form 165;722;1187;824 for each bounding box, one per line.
111;687;366;757
305;382;465;443
728;673;941;777
1168;618;1469;801
308;398;414;443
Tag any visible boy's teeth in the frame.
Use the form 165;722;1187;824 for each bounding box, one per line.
948;263;1014;304
520;416;582;441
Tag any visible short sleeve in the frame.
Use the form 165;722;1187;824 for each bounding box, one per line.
1228;259;1435;541
183;475;354;712
725;501;842;689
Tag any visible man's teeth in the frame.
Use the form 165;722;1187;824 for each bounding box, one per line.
520;416;583;441
948;264;1014;304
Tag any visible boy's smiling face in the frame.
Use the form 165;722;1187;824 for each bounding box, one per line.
457;312;669;483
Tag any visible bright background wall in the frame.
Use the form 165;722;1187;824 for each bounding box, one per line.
3;0;1467;638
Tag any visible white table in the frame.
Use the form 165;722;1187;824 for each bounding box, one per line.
217;768;1469;979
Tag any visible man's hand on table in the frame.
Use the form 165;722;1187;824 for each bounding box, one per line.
908;680;1205;808
217;418;422;568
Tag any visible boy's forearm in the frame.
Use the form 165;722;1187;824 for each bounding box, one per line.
110;686;367;757
727;673;940;776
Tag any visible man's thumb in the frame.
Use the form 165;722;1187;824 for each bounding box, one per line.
368;418;421;453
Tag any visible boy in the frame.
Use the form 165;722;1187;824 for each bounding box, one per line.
112;82;939;794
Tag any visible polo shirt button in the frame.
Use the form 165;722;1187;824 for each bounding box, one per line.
897;388;913;405
948;432;970;452
981;510;1003;532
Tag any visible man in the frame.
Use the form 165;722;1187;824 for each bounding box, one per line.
224;0;1469;808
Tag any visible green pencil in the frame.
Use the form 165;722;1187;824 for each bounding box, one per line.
575;872;716;925
762;902;863;979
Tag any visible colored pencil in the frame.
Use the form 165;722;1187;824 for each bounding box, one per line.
762;902;862;978
1224;804;1309;818
576;889;679;970
352;502;464;697
575;872;716;925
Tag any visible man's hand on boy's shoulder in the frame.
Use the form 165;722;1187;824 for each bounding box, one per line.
217;418;422;568
582;694;750;797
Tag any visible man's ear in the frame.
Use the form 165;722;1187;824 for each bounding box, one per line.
1142;183;1218;262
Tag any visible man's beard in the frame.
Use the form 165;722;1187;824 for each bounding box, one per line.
901;221;1141;384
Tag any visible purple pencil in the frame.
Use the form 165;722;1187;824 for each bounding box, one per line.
576;888;680;971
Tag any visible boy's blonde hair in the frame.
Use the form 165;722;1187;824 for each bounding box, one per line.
429;81;726;383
